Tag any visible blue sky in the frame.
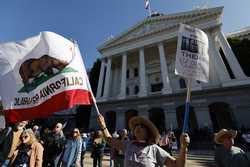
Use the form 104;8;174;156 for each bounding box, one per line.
0;0;249;69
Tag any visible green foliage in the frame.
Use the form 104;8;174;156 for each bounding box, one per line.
228;38;250;77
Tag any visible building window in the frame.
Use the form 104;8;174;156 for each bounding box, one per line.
151;83;163;92
126;87;129;95
134;85;139;95
179;78;186;88
126;69;130;79
134;68;138;77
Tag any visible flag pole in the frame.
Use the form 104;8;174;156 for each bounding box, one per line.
71;39;101;116
85;77;101;116
148;0;152;16
145;0;152;16
182;79;192;133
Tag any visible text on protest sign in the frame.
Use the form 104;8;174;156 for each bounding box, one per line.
175;24;209;82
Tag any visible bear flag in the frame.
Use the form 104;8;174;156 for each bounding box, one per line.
0;32;93;123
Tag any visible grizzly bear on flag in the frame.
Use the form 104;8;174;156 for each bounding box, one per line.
19;55;69;85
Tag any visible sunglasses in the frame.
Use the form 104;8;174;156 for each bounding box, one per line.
21;135;29;139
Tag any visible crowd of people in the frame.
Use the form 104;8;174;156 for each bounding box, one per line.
0;116;189;167
0;121;84;167
0;115;250;167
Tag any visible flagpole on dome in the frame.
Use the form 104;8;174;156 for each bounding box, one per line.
71;39;101;116
145;0;152;16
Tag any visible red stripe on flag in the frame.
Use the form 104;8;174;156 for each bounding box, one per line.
4;89;93;124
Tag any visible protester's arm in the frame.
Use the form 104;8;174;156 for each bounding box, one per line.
97;114;124;151
165;133;190;167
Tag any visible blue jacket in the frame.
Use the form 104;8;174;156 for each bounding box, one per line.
61;138;82;167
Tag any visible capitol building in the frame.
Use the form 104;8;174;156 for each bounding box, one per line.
90;7;250;134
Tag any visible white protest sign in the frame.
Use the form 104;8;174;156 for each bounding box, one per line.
175;24;209;82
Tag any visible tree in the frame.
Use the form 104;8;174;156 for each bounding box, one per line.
75;59;101;131
89;59;101;95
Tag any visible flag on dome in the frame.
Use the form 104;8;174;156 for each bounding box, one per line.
0;31;93;123
145;0;150;9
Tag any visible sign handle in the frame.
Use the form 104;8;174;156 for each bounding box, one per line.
182;79;192;132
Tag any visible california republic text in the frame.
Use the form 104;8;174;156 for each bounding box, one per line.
14;76;84;106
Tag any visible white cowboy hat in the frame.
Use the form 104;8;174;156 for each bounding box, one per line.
214;129;237;144
129;116;160;144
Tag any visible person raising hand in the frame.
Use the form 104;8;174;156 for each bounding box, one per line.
97;114;190;167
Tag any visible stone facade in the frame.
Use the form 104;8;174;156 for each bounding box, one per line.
91;7;250;133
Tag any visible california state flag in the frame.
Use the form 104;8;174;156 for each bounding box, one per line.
0;32;93;123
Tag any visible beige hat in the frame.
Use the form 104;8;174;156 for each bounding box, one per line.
214;129;237;144
129;116;160;144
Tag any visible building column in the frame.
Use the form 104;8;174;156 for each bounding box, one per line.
164;109;178;130
116;111;125;130
103;57;112;99
163;110;169;130
96;60;105;99
207;33;231;83
216;30;247;80
158;43;172;94
194;106;212;129
138;48;147;97
118;52;127;99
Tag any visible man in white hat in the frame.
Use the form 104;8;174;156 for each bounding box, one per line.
214;129;250;167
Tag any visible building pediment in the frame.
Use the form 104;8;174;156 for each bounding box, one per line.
227;26;250;40
98;7;223;52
